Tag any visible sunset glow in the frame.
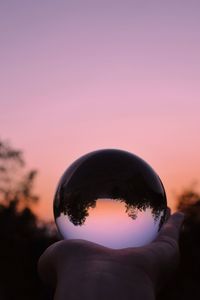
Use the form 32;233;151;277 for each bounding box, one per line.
1;1;200;221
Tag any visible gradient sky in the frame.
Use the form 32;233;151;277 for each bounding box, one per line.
0;1;200;220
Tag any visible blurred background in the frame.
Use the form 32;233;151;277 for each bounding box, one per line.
0;1;200;299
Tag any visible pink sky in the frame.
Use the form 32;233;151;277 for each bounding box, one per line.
0;1;200;220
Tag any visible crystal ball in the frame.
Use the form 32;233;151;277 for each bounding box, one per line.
54;149;167;249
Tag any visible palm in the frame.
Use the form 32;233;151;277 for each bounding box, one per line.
38;212;184;300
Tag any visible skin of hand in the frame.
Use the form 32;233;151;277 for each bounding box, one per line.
38;212;184;300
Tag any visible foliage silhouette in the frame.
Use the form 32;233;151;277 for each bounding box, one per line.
1;140;200;300
0;139;58;300
54;149;167;230
0;140;39;207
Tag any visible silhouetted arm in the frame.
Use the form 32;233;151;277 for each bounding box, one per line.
38;212;184;300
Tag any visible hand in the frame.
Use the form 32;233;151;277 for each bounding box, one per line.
38;212;184;300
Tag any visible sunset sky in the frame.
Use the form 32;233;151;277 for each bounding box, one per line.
1;1;200;220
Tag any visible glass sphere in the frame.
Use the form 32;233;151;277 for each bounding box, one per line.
54;149;167;249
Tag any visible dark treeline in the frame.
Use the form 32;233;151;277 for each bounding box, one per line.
54;149;167;227
0;140;58;300
0;140;200;299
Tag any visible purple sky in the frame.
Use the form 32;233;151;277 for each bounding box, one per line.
1;1;200;220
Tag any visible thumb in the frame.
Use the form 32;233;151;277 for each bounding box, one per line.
155;212;185;244
141;212;184;290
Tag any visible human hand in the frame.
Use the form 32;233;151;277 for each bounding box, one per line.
38;212;184;300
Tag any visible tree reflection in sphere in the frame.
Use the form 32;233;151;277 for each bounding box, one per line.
54;149;167;249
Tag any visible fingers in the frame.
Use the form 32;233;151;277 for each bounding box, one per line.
165;207;171;222
151;212;185;263
155;212;184;243
141;212;184;289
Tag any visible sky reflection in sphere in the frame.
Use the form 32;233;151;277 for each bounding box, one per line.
54;149;167;249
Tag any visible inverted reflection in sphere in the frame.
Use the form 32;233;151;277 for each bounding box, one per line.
54;149;167;249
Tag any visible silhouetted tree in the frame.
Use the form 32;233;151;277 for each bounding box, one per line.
0;140;39;208
0;139;58;300
56;181;166;226
2;139;200;300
